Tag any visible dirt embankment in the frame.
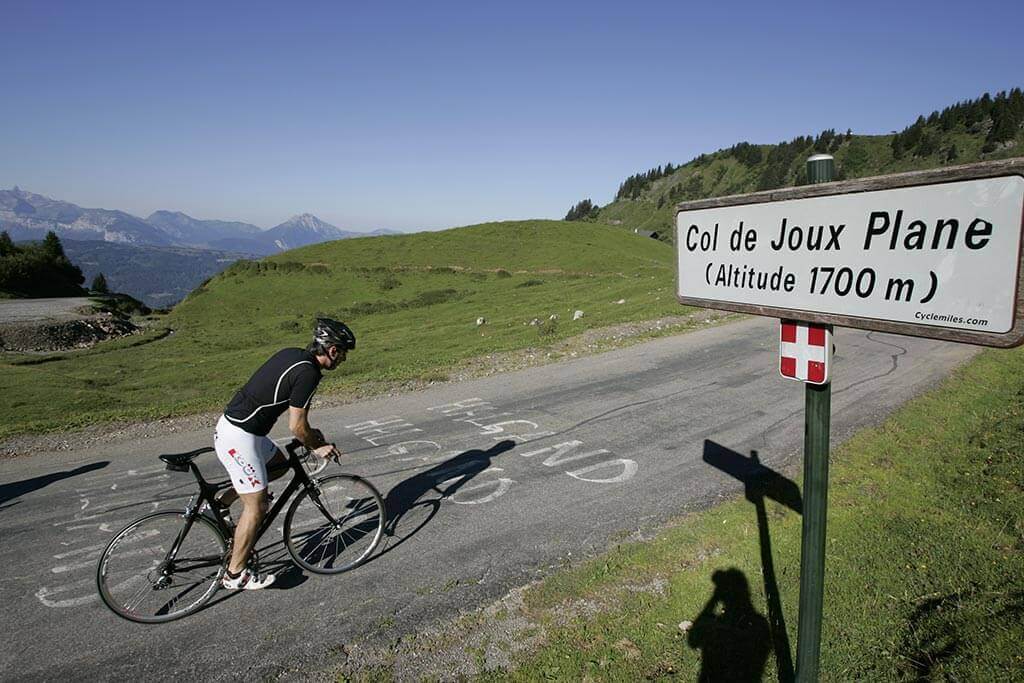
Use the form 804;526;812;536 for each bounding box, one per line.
0;316;139;352
0;297;140;353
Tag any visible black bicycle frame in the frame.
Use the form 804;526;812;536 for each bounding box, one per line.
163;442;328;569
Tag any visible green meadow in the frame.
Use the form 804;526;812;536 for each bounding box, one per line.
0;220;687;437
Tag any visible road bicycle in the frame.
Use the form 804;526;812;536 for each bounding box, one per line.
96;439;386;623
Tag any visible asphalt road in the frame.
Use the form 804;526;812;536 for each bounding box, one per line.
0;317;977;680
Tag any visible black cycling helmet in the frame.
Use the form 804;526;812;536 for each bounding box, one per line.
313;317;356;350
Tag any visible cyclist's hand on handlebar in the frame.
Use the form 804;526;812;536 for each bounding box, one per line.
313;443;341;463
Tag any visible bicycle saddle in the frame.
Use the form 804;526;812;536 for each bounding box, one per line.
159;447;214;471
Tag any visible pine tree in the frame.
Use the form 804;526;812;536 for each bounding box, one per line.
916;131;938;157
0;231;14;257
1009;87;1024;122
986;99;1018;146
684;174;703;200
42;231;65;259
91;273;109;294
891;133;904;159
565;199;598;221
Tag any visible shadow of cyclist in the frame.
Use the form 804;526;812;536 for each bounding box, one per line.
0;460;109;509
210;440;516;590
376;439;515;558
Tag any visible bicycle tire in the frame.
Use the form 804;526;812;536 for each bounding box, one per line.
283;474;386;574
96;511;227;623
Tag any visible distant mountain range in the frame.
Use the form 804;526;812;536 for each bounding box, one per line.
0;187;400;256
0;187;401;306
0;188;173;246
145;210;264;248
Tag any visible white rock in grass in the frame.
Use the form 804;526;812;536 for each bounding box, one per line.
476;317;486;326
678;620;693;633
549;314;558;320
573;310;584;320
614;299;626;304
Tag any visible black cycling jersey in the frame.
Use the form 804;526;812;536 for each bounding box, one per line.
224;348;322;436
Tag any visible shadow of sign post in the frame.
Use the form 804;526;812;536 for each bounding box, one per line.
703;440;801;683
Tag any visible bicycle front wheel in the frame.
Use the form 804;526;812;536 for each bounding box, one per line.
96;511;227;623
284;474;386;574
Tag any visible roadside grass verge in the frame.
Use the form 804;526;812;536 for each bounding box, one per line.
457;345;1024;680
0;221;685;438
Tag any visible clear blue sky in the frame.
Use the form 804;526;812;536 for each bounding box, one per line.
2;0;1022;232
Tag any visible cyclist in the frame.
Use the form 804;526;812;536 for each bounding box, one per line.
212;317;354;590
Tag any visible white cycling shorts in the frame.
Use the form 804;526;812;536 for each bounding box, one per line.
214;415;281;494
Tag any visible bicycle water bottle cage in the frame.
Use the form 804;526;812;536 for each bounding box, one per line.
159;447;215;472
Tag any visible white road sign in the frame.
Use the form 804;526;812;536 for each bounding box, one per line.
676;164;1024;347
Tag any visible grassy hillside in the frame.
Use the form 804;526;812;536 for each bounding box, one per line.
589;89;1024;240
0;221;685;436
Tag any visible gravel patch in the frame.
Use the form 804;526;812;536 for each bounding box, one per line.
336;583;549;681
0;315;139;353
0;297;97;324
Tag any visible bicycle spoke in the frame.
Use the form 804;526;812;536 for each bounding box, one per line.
172;558;222;574
325;531;343;568
98;512;225;623
284;474;385;574
309;527;337;564
123;578;155;613
326;533;342;569
334;504;361;529
156;579;205;617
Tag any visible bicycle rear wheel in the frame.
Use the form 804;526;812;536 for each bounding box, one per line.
284;474;386;574
96;511;227;623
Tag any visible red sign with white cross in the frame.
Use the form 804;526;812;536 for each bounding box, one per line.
780;321;832;385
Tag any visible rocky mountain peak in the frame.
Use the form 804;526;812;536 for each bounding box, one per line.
284;213;328;228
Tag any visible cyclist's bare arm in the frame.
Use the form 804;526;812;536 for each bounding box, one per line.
288;406;341;460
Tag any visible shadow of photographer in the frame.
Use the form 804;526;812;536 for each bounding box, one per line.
688;567;771;681
700;440;802;682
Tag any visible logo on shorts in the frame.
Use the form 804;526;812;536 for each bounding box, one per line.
227;448;248;470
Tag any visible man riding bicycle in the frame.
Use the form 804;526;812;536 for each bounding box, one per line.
213;317;355;590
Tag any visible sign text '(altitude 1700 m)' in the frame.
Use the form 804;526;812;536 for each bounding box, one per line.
676;175;1024;337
